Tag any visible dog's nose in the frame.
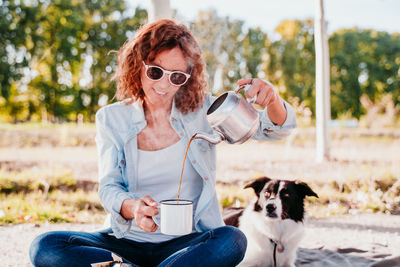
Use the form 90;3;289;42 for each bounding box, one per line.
266;203;276;213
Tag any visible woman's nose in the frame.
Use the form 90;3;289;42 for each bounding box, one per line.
157;74;171;88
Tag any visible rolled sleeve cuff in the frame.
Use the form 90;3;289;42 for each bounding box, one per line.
110;191;138;238
112;191;134;214
260;99;297;132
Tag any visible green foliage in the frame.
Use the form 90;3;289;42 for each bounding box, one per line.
1;5;399;122
330;29;400;118
0;0;147;122
190;10;247;93
268;19;316;110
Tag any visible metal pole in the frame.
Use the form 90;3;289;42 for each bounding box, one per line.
149;0;172;22
314;0;331;162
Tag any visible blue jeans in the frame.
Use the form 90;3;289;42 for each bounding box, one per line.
29;226;247;267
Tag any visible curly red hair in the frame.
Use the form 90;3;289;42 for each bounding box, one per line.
113;19;208;114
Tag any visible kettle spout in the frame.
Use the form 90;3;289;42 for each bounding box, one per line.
193;131;225;145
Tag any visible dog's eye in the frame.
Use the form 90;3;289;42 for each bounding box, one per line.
264;192;271;198
282;193;290;198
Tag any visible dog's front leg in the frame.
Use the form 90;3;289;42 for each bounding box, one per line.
277;221;304;267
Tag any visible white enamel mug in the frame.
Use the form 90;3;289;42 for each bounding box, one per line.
157;199;193;235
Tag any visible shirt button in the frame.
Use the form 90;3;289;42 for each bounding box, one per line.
120;160;125;165
205;177;209;181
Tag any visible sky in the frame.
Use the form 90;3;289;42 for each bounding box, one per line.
128;0;400;36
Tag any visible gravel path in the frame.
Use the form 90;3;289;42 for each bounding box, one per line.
1;213;399;266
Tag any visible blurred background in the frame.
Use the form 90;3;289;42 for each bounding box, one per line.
0;0;399;265
1;0;399;124
0;0;399;261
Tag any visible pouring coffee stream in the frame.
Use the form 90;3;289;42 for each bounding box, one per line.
177;85;259;202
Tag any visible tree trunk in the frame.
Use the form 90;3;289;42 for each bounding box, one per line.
314;0;331;162
149;0;171;22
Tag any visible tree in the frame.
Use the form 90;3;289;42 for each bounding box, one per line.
267;19;316;110
2;4;399;123
0;0;147;122
330;29;400;118
190;9;246;94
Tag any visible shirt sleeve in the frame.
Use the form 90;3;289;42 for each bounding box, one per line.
251;97;297;141
95;108;137;237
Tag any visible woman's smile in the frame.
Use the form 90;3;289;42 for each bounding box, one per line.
153;87;167;96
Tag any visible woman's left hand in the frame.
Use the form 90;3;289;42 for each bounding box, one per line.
237;78;279;108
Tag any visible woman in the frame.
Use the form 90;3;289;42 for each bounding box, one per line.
30;19;296;267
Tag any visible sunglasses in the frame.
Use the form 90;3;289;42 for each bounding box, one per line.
142;61;191;86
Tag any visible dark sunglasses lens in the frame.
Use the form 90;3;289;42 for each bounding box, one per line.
147;66;163;80
170;73;187;85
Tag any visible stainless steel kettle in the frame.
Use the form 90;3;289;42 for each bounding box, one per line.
194;84;259;145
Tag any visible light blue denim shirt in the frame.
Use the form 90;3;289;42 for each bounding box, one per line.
95;94;297;239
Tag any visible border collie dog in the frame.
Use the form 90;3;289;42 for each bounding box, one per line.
223;177;318;267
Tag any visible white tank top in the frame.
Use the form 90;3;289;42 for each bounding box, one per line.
125;138;203;243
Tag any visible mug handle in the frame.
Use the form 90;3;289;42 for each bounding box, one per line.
152;205;161;227
234;84;257;104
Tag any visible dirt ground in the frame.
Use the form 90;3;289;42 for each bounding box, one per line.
0;131;399;266
1;136;399;184
1;213;399;266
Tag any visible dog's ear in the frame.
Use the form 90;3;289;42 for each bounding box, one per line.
244;177;271;196
294;180;318;198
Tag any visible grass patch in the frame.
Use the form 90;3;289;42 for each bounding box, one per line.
0;190;105;225
0;170;103;225
216;183;254;209
0;168;399;225
216;171;400;219
0;169;97;194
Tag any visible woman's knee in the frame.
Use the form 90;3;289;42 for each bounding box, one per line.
30;231;66;267
214;226;247;262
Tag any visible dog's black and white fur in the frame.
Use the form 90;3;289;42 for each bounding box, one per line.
223;177;318;267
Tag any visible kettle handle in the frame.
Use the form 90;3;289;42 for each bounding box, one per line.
193;131;224;145
234;84;257;104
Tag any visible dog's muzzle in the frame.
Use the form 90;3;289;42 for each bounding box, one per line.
266;200;278;218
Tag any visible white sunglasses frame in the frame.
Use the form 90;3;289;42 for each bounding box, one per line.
142;61;191;86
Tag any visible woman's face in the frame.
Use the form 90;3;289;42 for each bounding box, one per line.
141;47;188;109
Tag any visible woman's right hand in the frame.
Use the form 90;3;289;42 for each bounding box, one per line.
121;195;159;232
